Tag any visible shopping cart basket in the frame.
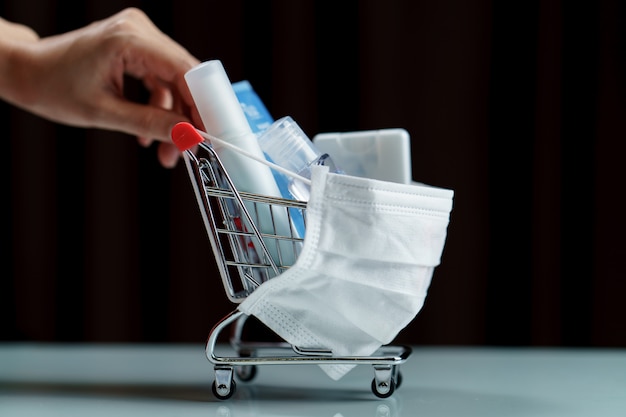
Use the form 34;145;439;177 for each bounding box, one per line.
173;123;411;400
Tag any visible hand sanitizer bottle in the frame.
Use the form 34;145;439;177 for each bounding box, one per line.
258;116;342;201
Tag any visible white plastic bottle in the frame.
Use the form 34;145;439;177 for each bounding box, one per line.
184;61;281;198
184;60;297;269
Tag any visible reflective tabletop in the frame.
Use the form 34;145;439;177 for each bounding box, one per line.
1;343;625;416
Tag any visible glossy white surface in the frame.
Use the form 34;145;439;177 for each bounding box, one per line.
1;343;625;416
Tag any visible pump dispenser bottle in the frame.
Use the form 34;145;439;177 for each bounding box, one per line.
258;116;342;201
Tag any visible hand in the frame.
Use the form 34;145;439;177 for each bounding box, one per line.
3;8;200;168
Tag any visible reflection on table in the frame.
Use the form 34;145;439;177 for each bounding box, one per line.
1;343;625;416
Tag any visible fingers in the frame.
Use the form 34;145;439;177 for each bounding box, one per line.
107;9;199;107
133;105;184;169
136;136;181;169
101;9;200;167
157;142;181;169
46;8;200;169
94;8;199;119
96;90;188;166
119;101;189;141
136;81;174;147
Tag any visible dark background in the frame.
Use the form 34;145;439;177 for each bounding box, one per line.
1;0;625;347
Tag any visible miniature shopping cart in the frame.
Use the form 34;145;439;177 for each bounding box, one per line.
173;123;411;400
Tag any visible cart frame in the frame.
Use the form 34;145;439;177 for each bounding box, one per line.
181;141;412;400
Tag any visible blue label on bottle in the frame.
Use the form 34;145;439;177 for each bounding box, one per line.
232;80;274;134
233;80;306;238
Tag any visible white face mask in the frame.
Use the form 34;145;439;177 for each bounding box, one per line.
239;165;454;380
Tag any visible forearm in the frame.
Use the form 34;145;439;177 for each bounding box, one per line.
0;17;40;108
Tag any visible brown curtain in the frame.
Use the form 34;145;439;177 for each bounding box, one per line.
2;0;624;347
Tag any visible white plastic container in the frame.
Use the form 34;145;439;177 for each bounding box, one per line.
313;128;412;184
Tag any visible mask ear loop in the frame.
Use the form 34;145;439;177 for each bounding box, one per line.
194;128;313;187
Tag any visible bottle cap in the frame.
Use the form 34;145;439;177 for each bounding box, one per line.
258;116;321;174
184;60;251;140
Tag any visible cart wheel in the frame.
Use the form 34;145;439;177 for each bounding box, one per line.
395;371;403;389
371;377;396;399
212;378;237;400
236;365;257;382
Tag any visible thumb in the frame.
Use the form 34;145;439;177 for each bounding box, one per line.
103;98;192;144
